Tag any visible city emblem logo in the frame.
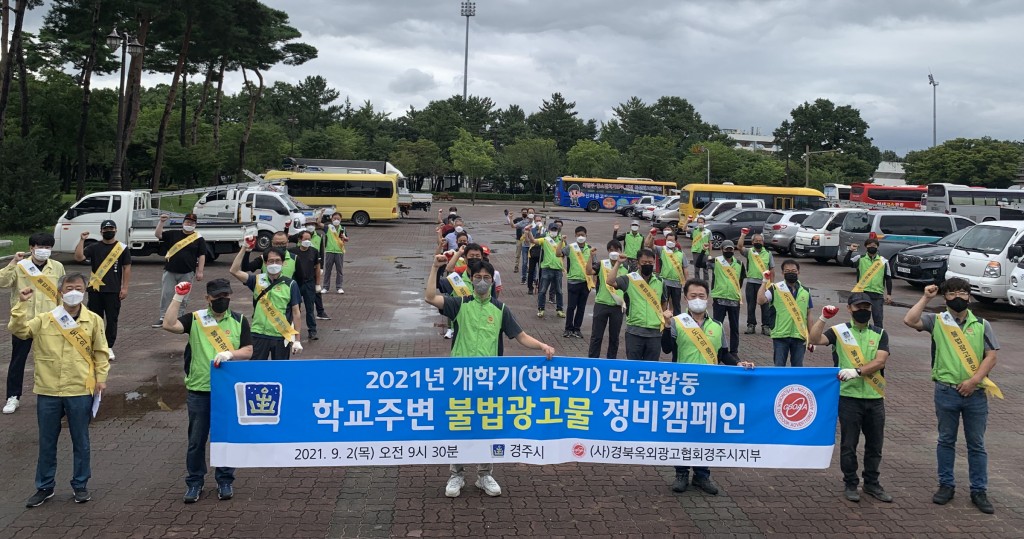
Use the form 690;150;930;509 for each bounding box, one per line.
491;444;505;457
235;382;282;425
774;384;816;431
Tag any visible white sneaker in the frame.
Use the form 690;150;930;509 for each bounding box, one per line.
443;329;454;339
108;349;116;361
445;475;465;497
475;475;502;497
337;288;345;294
3;396;19;414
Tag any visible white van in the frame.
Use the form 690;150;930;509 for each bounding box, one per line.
792;208;861;263
683;199;765;237
1006;261;1024;307
945;221;1024;303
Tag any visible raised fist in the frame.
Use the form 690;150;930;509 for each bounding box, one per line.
18;287;33;302
613;223;620;231
443;250;456;260
433;254;449;266
160;214;170;222
243;235;257;251
12;251;25;262
848;243;859;252
821;305;839;319
924;284;939;298
80;232;90;241
741;228;750;235
763;270;772;280
175;282;192;296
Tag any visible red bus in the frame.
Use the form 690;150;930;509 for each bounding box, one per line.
850;183;926;209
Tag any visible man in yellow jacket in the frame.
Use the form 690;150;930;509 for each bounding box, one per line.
10;272;110;508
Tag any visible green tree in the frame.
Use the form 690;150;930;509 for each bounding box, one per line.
502;137;562;205
627;135;676;181
449;128;494;204
904;137;1024;188
566;139;622;178
527;92;596;153
492;104;529;150
0;137;64;232
774;98;878;184
612;96;660;147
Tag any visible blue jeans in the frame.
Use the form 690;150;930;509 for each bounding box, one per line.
935;382;988;492
298;281;317;336
520;245;529;280
187;391;235;488
36;395;92;491
773;337;806;367
674;466;710;479
537;268;563;311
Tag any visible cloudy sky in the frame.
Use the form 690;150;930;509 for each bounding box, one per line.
27;0;1024;155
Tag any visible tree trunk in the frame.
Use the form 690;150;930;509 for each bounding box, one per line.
0;0;28;144
179;68;187;147
150;12;193;192
237;67;264;176
60;153;71;193
74;0;102;200
212;57;226;151
17;34;28;137
190;61;213;147
118;15;151;189
1;0;9;59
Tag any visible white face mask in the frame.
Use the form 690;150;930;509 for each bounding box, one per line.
687;298;708;314
182;224;196;232
666;241;676;249
630;226;639;232
32;248;52;262
608;251;620;261
527;214;534;220
549;231;558;238
455;226;464;233
300;240;312;248
63;290;85;307
266;263;283;275
332;219;341;227
576;236;586;244
306;226;315;233
663;230;671;236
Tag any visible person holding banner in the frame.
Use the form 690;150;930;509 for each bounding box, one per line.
843;235;892;327
690;217;711;281
154;213;206;328
737;229;774;336
588;240;628;359
808;295;891;503
1;233;65;415
610;248;669;362
710;241;743;361
161;278;253;504
74;220;132;361
10;273;109;507
663;278;754;495
229;246;302;360
757;260;813;367
425;255;555;498
561;226;596;339
904;279;999;515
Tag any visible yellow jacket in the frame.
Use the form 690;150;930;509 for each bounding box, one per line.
10;300;110;397
0;259;65;331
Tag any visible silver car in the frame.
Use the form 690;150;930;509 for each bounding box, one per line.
762;210;813;256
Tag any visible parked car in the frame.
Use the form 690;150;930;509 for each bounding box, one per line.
1007;260;1024;307
701;208;775;250
945;221;1024;303
684;199;766;237
642;196;678;221
839;210;975;260
762;210;813;256
617;195;657;217
891;227;972;287
652;198;682;227
793;208;862;263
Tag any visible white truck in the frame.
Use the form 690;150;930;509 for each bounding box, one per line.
398;176;432;214
193;186;313;250
53;190;257;261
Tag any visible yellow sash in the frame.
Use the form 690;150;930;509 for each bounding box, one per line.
328;225;346;254
255;276;300;343
749;249;769;276
18;259;60;304
89;242;125;291
936;312;1003;399
602;260;623;305
664;249;685;282
718;258;742;305
674;313;717;364
774;281;809;341
194;310;236;353
49;306;96;393
570;243;596;290
165;232;200;261
852;256;885;293
446;272;473;298
628;272;664;331
834;323;885;396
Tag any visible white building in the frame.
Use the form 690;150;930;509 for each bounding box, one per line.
869;161;906;185
724;129;779;153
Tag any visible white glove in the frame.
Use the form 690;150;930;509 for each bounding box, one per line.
315;285;323;294
838;368;859;381
214;351;233;365
291;340;303;354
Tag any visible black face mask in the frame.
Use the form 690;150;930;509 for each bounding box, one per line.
210;297;230;314
851;309;872;324
753;244;763;251
723;251;734;259
867;246;878;255
101;231;116;240
784;272;799;284
640;264;655;277
946;297;969;312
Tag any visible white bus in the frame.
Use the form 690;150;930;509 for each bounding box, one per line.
924;183;1024;222
823;183;851;205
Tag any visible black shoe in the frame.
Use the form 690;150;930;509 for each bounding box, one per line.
183;485;202;504
863;484;891;502
527;290;534;295
25;489;54;508
315;314;331;320
844;485;860;502
671;474;689;493
744;324;756;334
562;331;572;338
761;325;771;336
572;330;584;339
217;483;234;501
932;485;955;505
692;476;719;495
520;279;526;285
73;488;91;503
971;491;994;514
309;332;319;341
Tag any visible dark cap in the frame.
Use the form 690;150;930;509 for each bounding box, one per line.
206;278;232;296
100;219;117;229
183;213;198;223
848;292;873;305
721;240;736;250
548;223;560;231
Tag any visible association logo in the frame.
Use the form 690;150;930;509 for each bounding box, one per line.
235;382;282;425
774;384;816;431
572;442;586;458
491;444;505;457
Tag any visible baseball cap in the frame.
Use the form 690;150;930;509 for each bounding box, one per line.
548;223;560;231
183;213;198;223
848;292;873;305
100;219;117;229
721;240;736;250
206;278;232;296
631;220;640;226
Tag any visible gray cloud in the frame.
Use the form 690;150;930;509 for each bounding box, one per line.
389;68;439;95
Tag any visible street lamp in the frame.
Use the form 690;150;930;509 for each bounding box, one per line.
287;116;299;155
699;146;710;184
928;73;939;147
460;2;476;101
803;144;842;187
106;28;144;188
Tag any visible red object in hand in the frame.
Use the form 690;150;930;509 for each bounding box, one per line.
741;228;750;235
214;362;221;369
175;282;192;296
244;235;257;249
763;270;772;280
868;232;878;240
650;227;658;235
443;250;456;260
822;305;839;319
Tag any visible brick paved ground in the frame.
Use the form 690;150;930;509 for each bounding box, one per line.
1;203;1023;538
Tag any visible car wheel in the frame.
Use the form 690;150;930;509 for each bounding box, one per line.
256;230;273;251
975;296;998;304
352;211;370;227
711;232;725;250
786;240;796;256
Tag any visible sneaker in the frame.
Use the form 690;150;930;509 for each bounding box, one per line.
572;330;584;339
556;310;566;318
761;325;771;336
971;491;994;514
337;288;344;294
562;331;572;338
744;324;756;334
217;483;234;500
183;485;202;503
475;475;502;497
73;488;91;503
315;314;331;320
863;483;892;503
537;310;545;318
443;329;454;339
309;332;319;341
520;279;526;285
25;489;54;508
445;475;465;498
671;474;689;493
527;290;534;295
108;349;116;362
3;396;19;414
151;319;163;328
692;476;719;495
932;485;955;505
844;485;861;502
548;297;556;305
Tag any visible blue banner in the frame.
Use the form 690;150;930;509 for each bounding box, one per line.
210;357;838;469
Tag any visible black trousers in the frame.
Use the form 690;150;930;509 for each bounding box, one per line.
7;335;32;399
744;282;772;327
712;301;740;354
314;289;327;317
625;333;662;361
252;335;291;360
692;252;708;281
839;396;885;487
588;303;624;359
865;291;885;328
665;285;683;316
527;256;540;292
87;290;121;347
564;282;590;331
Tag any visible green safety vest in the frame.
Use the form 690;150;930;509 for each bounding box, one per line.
931;310;986;385
623;233;644;259
745;247;772;279
451;297;505;357
566;244;592;282
857;255;886;294
711;257;741;301
770;281;811;340
310;232;323;253
659;248;685;282
539;236;563;270
595;260;628;306
624;273;664;329
675;316;724;364
832;323;884;399
261;250;296;279
185;309;243;392
325;225;345;254
691;228;709;253
251;274;295;337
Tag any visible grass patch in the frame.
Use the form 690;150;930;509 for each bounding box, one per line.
0;230;51;258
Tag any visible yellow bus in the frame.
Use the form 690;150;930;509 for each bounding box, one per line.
263;171;399;226
679;183;828;221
